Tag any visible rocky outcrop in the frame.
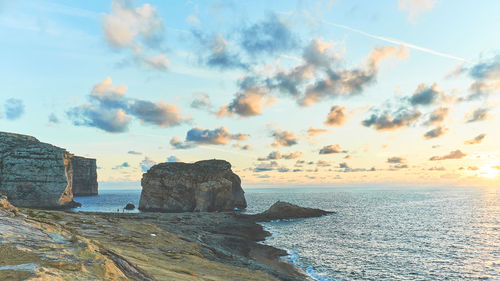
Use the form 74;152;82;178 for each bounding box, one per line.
139;159;247;212
0;193;17;216
253;201;334;222
71;156;98;196
0;132;97;208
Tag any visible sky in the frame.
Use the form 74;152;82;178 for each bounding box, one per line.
0;0;499;188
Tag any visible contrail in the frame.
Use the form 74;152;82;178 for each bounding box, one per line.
322;20;471;63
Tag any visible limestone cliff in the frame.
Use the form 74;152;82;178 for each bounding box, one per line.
0;132;97;208
71;156;98;196
139;159;247;212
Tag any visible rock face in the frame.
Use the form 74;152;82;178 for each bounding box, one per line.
139;159;247;212
253;201;334;222
0;132;97;208
71;156;98;196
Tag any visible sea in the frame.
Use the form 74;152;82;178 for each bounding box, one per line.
73;186;499;281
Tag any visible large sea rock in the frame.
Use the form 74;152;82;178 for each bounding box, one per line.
0;132;97;208
139;159;247;212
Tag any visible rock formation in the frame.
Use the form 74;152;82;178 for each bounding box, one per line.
139;159;247;212
124;203;135;210
253;201;334;222
0;131;97;208
71;156;98;196
0;192;17;216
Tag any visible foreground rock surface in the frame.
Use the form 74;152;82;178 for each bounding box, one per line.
139;159;247;212
0;206;305;280
0;132;97;208
253;201;334;222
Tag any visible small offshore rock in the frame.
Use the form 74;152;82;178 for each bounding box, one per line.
67;200;82;208
124;203;135;210
254;201;334;222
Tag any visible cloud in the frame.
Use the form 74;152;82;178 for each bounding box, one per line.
465;133;486;145
302;39;340;68
217;77;275;117
339;162;350;169
48;113;59;125
140;156;156;172
186;126;245;144
192;31;248;70
428;166;446;171
143;54;169;71
391;164;408;169
467;55;500;98
362;108;421;131
257;151;302;161
424;126;447;139
167;155;180;162
3;98;25;120
307;126;328;136
102;0;164;49
466;107;489;123
253;161;279;172
129;100;187;127
67;106;131;133
398;0;437;22
387;157;406;163
408;83;442;106
271;129;298;147
240;13;298;56
324;105;347;126
241;144;252;150
128;151;142;155
170;136;195;149
112;162;130;169
300;46;408;106
171;126;248;149
206;34;248;70
282;151;302;159
429;150;466;161
191;93;211;110
90;77;128;108
68;77;188;133
258;151;281;161
424;107;449;125
102;0;167;71
319;144;347;154
317;160;331;167
467;166;479;171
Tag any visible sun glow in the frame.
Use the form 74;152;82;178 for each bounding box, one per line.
477;166;499;179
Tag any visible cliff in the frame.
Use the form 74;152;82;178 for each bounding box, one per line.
139;159;247;212
71;156;98;196
0;132;97;208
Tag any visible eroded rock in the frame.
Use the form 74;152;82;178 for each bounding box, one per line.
139;159;247;212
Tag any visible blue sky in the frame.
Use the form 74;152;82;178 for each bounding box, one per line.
1;0;499;188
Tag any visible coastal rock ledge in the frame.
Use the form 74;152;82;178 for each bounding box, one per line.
139;159;247;212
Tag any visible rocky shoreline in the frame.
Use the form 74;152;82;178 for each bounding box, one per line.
0;132;332;280
1;197;332;280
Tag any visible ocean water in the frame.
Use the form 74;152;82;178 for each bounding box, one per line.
73;189;141;213
72;186;500;280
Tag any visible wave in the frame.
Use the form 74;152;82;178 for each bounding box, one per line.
285;249;337;281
